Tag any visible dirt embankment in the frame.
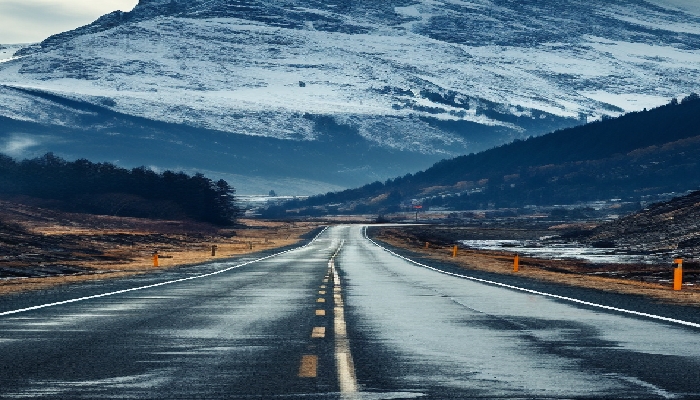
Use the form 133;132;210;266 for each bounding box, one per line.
0;200;319;295
374;225;700;307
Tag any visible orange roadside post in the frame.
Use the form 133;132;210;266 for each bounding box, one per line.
452;245;458;258
673;258;683;291
514;254;519;272
153;252;159;268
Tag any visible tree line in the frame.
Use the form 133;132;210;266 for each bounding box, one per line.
0;153;239;225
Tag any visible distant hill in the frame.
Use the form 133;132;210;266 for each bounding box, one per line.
271;95;700;216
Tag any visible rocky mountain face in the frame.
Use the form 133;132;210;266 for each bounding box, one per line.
1;0;699;193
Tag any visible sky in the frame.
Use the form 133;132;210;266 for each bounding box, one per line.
0;0;139;44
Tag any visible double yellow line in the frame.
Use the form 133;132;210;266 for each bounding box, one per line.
298;240;359;396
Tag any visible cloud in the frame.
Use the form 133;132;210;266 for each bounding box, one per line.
0;0;138;44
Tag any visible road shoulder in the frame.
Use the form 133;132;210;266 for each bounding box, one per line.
367;225;700;325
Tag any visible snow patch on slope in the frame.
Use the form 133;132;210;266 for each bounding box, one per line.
0;44;28;64
645;0;700;16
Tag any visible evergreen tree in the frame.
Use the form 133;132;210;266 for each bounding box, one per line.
0;154;239;225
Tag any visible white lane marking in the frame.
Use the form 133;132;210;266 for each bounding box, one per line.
330;240;359;396
0;227;330;318
362;226;700;330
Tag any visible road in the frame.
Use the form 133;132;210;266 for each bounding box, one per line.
1;225;700;399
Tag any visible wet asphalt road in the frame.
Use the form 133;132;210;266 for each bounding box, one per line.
1;225;700;399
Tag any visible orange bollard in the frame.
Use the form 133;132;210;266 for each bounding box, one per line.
425;242;429;249
153;253;159;267
673;258;683;291
514;254;519;272
674;267;683;291
452;245;458;258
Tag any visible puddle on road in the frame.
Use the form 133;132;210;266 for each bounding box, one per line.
3;370;173;398
351;392;426;399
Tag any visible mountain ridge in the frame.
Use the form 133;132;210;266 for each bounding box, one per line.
2;0;699;193
275;96;700;215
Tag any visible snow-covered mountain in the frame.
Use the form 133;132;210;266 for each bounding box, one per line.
1;0;699;194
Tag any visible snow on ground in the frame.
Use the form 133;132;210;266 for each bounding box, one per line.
645;0;700;16
0;44;27;63
460;239;662;265
580;91;673;113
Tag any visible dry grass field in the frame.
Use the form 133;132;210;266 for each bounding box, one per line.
0;200;320;295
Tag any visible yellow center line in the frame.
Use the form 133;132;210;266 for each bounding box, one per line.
297;242;346;383
311;326;326;338
298;355;318;378
329;240;359;395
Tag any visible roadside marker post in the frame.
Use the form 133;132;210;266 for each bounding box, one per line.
452;245;458;258
211;245;218;257
514;254;519;272
674;258;683;291
425;242;429;249
152;252;159;268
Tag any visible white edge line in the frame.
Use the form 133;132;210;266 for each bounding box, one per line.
0;226;329;318
362;226;700;329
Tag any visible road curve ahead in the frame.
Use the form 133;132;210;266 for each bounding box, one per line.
1;225;700;399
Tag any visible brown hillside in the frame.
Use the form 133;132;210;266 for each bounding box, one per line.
583;190;700;257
